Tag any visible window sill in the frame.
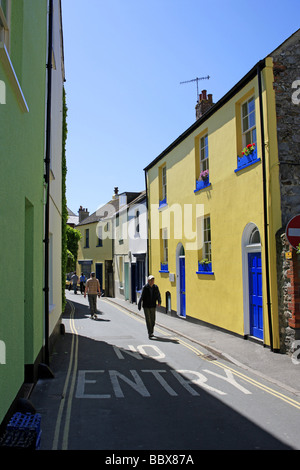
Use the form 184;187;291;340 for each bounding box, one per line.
159;263;169;273
235;148;260;173
196;262;213;275
194;179;211;193
158;198;168;210
0;42;29;113
196;271;214;275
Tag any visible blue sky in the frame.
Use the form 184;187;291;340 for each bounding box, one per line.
62;0;299;214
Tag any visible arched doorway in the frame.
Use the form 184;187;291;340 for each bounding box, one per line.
176;243;186;317
242;224;263;339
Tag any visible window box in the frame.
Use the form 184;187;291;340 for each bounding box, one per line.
194;175;211;193
196;261;214;274
159;262;169;273
235;146;260;172
159;197;167;208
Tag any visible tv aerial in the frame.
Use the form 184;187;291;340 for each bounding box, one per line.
180;75;210;99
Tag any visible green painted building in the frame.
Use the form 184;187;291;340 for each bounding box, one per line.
0;0;65;426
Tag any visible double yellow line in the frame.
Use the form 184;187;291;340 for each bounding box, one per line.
176;337;300;410
52;300;79;450
107;300;300;411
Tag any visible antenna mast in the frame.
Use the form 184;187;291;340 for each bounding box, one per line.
180;75;210;99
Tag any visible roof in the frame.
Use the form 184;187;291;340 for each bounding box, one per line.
76;191;145;226
143;28;300;174
143;59;266;172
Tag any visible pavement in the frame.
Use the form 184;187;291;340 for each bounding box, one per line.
105;296;300;396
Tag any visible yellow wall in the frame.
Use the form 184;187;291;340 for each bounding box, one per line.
77;220;112;290
147;71;282;347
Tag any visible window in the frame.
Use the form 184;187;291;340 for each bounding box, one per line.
235;95;260;172
195;132;210;192
197;216;213;274
200;134;209;174
249;226;261;245
85;229;89;248
162;166;167;200
203;216;211;262
0;0;11;52
160;228;169;272
135;210;140;237
242;97;256;147
159;165;167;207
119;257;124;288
97;226;103;247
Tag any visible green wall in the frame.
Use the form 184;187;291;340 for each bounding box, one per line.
0;0;48;424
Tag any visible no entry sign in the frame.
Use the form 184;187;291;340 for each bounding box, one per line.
286;215;300;249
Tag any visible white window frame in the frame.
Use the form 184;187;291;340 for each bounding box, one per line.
162;165;167;201
0;0;11;52
162;228;168;264
200;134;209;173
203;216;211;262
241;96;256;147
0;0;28;112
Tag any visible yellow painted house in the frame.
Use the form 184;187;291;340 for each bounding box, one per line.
145;30;300;352
76;199;118;297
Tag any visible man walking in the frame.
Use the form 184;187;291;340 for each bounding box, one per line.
84;272;101;319
138;275;161;339
71;272;78;294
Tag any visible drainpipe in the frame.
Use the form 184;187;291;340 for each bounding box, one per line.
144;169;150;278
257;60;274;352
43;0;53;366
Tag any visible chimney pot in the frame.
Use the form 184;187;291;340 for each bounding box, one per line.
195;90;214;120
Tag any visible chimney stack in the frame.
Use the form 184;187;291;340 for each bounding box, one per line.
78;206;89;223
112;187;119;199
195;90;214;120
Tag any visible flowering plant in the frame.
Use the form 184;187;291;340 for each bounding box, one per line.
242;143;255;156
199;169;209;181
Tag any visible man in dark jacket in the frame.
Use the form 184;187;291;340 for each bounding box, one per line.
138;275;161;339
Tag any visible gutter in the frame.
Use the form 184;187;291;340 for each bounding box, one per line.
257;60;274;352
43;0;53;366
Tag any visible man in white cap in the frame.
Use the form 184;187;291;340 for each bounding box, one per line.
138;275;161;338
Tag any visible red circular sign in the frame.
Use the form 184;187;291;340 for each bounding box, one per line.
286;215;300;248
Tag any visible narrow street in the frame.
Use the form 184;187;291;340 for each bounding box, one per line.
30;291;300;452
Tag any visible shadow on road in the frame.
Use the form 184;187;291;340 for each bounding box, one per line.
30;298;293;451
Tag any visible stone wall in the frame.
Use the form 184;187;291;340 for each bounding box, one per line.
270;30;300;227
276;229;300;354
271;30;300;354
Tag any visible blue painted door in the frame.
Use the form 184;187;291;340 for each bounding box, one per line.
179;257;186;317
248;253;263;339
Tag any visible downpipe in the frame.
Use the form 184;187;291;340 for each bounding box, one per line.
257;60;274;352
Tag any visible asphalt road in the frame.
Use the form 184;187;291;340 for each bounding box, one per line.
31;291;300;452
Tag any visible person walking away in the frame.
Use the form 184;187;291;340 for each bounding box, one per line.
138;275;161;338
84;272;101;319
80;272;86;294
71;272;78;294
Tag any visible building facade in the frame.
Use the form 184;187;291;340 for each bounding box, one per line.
0;0;64;426
113;191;147;304
145;29;300;354
76;190;146;302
